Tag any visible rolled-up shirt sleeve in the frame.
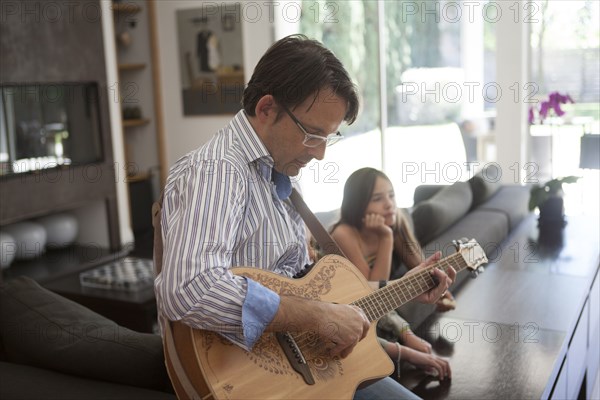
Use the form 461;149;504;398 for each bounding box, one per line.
242;279;280;347
155;159;280;351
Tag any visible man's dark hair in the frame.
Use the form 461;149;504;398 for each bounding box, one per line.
242;34;359;124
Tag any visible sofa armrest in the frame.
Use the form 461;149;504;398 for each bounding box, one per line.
0;277;172;392
0;361;176;400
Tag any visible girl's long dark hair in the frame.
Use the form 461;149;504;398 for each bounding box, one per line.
332;167;423;268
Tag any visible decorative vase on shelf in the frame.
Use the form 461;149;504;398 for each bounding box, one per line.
3;222;47;260
0;231;17;269
36;212;79;249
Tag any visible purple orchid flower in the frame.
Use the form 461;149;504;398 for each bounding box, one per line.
530;91;575;124
528;107;535;124
540;100;551;119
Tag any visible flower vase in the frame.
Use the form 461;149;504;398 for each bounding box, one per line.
537;192;566;247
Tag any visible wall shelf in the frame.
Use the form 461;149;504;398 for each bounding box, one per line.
123;118;150;128
118;63;146;72
112;0;163;253
112;3;142;14
126;172;150;183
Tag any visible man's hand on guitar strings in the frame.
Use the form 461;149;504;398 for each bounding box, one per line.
319;303;370;359
409;252;457;304
269;297;369;359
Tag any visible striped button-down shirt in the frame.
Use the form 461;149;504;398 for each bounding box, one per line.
155;110;310;350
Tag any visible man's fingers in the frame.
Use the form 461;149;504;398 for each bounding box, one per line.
431;268;450;298
433;265;456;286
447;264;457;282
338;340;359;359
323;304;370;358
423;251;441;266
329;336;359;359
351;305;370;340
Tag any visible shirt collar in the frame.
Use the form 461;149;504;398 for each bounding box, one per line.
230;110;273;168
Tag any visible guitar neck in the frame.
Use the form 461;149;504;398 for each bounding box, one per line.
351;252;467;322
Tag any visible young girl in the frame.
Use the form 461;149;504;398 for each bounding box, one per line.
331;167;453;380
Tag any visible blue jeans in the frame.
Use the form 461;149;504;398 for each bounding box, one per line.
354;377;421;400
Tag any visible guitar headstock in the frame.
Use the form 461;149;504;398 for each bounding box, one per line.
453;238;488;278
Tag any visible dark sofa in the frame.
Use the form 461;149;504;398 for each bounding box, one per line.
397;164;530;327
316;164;530;329
0;166;530;399
0;277;175;400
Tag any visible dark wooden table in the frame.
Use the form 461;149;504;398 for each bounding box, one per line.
2;245;157;333
43;259;158;333
398;214;600;400
1;245;125;284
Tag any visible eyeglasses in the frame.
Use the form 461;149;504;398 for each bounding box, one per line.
280;104;343;147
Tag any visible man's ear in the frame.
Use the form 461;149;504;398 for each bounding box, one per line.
254;95;278;124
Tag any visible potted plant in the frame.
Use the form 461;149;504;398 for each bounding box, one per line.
529;176;580;230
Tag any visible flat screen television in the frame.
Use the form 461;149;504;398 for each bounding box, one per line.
0;83;104;176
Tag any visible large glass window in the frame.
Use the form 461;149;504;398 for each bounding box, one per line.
297;0;382;212
383;1;470;206
529;0;600;214
286;0;598;213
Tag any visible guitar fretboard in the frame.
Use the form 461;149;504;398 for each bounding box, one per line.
352;252;468;322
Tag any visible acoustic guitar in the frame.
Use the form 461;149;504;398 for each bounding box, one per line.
163;239;488;400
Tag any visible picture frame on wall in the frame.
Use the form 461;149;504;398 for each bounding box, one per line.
175;4;245;116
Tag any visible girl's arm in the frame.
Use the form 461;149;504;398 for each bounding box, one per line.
332;224;393;281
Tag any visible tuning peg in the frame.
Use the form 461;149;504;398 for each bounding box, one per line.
477;266;484;273
470;270;479;279
454;238;474;250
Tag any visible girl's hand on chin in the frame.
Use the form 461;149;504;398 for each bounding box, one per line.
363;213;393;237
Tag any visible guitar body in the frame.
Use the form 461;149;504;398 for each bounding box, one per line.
166;255;393;400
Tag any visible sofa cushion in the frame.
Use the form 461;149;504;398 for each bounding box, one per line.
469;164;503;208
423;209;509;260
413;185;445;205
0;361;176;400
398;209;510;329
0;277;171;392
412;181;473;245
478;185;530;230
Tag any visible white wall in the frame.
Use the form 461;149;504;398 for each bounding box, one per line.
494;0;531;185
154;0;275;168
101;0;134;247
115;0;160;177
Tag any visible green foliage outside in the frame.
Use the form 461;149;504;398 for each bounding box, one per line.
300;0;445;135
529;176;580;211
299;0;598;132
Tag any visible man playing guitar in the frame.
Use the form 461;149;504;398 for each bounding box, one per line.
155;35;455;400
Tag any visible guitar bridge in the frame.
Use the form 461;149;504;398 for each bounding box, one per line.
276;332;315;385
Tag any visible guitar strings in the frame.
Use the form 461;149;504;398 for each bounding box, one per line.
291;254;465;352
355;253;467;321
291;253;468;358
